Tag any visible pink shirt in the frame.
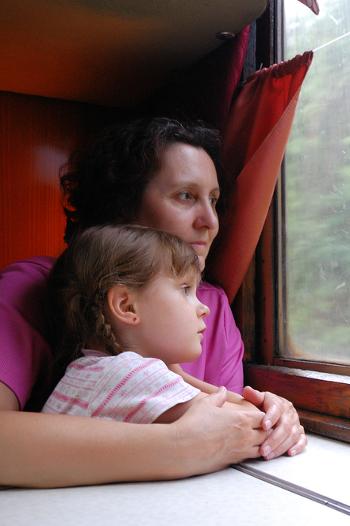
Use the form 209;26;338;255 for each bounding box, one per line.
181;282;244;393
0;257;54;409
0;257;244;409
43;350;200;423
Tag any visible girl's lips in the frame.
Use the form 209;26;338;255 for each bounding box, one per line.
197;325;206;339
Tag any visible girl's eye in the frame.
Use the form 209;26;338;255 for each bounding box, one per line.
182;285;192;296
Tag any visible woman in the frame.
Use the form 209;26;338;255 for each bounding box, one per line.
0;117;306;488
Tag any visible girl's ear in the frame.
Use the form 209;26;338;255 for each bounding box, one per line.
106;285;140;325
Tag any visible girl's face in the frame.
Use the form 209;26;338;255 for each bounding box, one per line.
134;270;209;364
136;143;220;271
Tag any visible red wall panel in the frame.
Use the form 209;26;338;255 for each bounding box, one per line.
0;92;114;268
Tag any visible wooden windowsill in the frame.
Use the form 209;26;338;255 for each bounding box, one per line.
244;363;350;442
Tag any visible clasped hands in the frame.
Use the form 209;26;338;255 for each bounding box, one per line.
168;363;307;461
240;386;307;460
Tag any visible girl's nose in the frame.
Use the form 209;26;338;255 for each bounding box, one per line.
197;301;210;318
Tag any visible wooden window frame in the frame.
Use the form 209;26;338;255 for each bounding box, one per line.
240;0;350;443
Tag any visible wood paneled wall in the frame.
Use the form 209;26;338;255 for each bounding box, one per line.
0;92;117;268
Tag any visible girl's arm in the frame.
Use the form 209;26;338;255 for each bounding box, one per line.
0;382;266;488
168;364;255;407
154;371;265;423
155;392;263;424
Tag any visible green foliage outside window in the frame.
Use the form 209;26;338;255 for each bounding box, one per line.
283;0;350;363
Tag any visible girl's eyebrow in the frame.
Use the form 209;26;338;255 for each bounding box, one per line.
187;272;202;287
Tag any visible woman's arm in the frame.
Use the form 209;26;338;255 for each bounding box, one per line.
0;384;266;488
0;382;19;410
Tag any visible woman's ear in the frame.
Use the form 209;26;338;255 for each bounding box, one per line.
106;285;140;325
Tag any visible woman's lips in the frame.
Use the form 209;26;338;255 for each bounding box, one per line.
190;242;208;254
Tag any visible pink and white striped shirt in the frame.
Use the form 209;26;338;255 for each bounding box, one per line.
42;350;200;423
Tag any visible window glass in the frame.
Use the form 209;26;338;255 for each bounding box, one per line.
282;0;350;364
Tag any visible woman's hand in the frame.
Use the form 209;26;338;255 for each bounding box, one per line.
174;388;268;472
242;386;307;460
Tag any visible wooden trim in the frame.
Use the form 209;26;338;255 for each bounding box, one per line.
256;0;274;69
255;204;276;364
232;259;256;362
298;410;350;444
274;358;350;377
244;363;350;419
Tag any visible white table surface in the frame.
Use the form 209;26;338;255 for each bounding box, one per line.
1;434;349;525
242;433;350;506
1;467;348;525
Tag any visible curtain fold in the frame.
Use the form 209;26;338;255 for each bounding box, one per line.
207;51;313;302
297;0;320;15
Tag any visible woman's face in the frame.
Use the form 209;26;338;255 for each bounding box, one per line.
136;143;220;270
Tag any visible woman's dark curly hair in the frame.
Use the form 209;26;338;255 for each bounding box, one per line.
60;117;224;243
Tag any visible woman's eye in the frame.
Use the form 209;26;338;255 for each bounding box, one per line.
178;191;194;202
209;196;219;208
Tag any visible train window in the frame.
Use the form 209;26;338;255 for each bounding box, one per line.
246;0;350;442
281;0;350;366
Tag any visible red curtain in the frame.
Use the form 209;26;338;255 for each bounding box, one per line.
297;0;319;15
207;51;313;302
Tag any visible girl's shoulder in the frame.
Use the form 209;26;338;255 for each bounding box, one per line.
72;351;170;394
78;350;157;370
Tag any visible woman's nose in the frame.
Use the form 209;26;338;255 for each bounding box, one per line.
194;202;218;231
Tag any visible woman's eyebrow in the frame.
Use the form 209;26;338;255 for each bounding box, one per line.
168;181;220;193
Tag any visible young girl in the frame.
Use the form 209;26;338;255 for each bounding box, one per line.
43;224;252;423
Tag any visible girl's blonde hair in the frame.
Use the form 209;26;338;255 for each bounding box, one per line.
48;224;200;383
